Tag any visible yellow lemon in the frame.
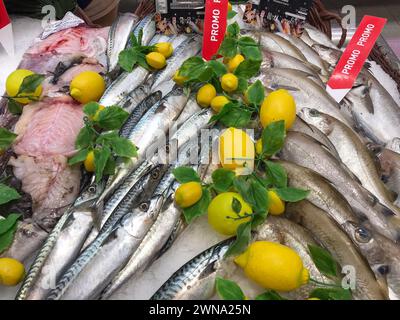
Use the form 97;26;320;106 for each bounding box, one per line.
268;190;285;215
90;105;105;122
155;42;174;58
146;52;167;70
197;84;217;108
227;54;245;72
234;241;309;292
260;89;296;130
175;182;203;208
255;139;263;155
228;2;232;11
210;96;230;113
208;192;252;235
173;70;188;86
6;69;42;104
0;258;25;286
308;298;320;300
221;73;238;93
70;71;105;104
84;150;95;172
219;127;255;175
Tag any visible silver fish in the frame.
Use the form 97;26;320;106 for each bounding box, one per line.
276;32;330;75
279;131;400;241
261;49;322;80
300;108;400;217
277;159;391;289
290;117;340;159
107;13;140;77
15;177;106;300
132;14;156;46
256;68;351;126
151;238;234;300
46;164;167;300
94;86;189;211
301;24;339;50
259;32;307;62
150;36;202;96
286;200;387;300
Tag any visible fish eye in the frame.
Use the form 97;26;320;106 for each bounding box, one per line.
309;109;320;117
165;144;170;154
151;168;161;179
378;265;390;275
88;186;96;193
355;227;371;243
139;202;149;211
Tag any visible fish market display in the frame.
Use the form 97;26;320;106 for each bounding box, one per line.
2;4;400;302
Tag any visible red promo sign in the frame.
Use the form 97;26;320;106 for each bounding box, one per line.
326;15;386;102
202;0;229;61
0;0;10;29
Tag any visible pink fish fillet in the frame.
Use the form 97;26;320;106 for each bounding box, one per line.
13;96;84;157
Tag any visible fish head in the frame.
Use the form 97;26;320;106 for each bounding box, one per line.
299;108;333;136
311;44;341;66
74;176;106;208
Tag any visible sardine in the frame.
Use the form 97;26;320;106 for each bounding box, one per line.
46;164;167;300
299;108;400;217
301;24;339;50
107;13;140;77
286;200;387;300
279;131;400;241
131;14;156;46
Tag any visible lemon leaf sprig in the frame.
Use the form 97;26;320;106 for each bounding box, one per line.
0;128;17;153
118;29;156;72
69;102;137;182
215;277;246;300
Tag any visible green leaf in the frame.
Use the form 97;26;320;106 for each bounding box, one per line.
225;220;252;257
17;74;44;96
227;10;237;19
137;29;143;46
0;223;18;254
118;49;138;72
97;106;129;130
310;288;352;300
237;77;248;93
68;148;89;166
211;102;252;128
173;167;201;183
233;176;268;214
208;60;228;77
264;161;287;188
234;60;261;79
179;57;205;77
262;120;286;156
215;277;245;300
0;213;21;235
104;157;116;176
94;146;112;183
238;36;259;48
83;102;100;117
308;244;338;278
246;80;265;106
0;184;20;205
212;168;235;193
130;32;138;47
275;187;310;202
218;37;238;58
0;127;17;150
75;125;96;149
255;291;287;300
111;137;137;158
227;23;240;38
240;45;262;62
183;188;211;223
7;99;23;115
231;197;242;215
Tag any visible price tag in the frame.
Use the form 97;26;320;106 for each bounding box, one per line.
326;15;387;102
202;0;228;61
0;0;14;56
